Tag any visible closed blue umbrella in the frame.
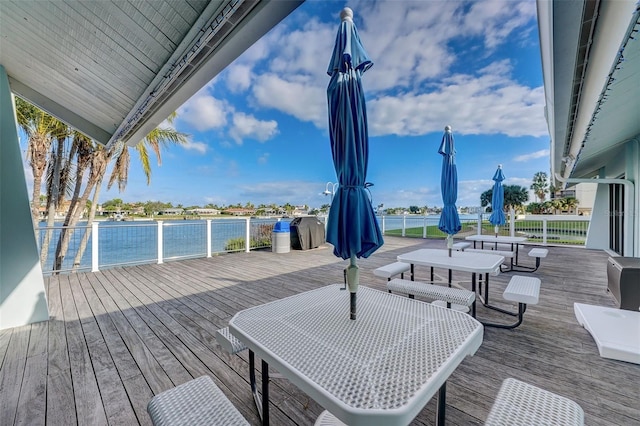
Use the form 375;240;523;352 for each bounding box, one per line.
438;125;461;256
326;7;383;320
489;164;506;236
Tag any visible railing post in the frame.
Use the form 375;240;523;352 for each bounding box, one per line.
157;221;163;264
510;208;515;237
477;212;482;235
245;217;251;253
91;221;99;272
206;219;212;258
542;218;548;245
423;215;427;239
402;214;406;237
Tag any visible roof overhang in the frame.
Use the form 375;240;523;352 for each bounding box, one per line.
0;0;303;147
537;0;640;184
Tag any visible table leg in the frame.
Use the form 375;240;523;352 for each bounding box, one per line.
436;382;446;426
448;269;452;287
262;360;269;426
471;273;476;317
249;351;271;426
485;273;490;304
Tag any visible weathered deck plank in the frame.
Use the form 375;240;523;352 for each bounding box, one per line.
1;237;639;425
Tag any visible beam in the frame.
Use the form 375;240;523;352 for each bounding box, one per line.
0;65;49;330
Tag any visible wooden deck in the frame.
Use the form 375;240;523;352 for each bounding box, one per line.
1;237;639;425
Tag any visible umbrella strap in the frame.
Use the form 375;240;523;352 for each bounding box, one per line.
341;182;375;203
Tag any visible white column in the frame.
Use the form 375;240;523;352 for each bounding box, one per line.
0;65;49;329
509;208;515;237
423;215;427;239
206;219;212;258
157;221;164;264
245;217;251;253
91;221;99;272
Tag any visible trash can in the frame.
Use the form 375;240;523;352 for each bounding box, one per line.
272;221;290;254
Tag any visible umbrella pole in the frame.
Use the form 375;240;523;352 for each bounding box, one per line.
494;225;499;237
346;255;359;320
447;235;453;257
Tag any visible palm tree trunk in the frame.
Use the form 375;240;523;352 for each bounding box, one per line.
40;137;65;266
55;150;107;271
72;177;103;271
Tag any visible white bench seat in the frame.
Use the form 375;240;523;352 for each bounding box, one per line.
504;275;540;305
452;242;471;251
374;261;411;280
147;376;250;426
317;377;584;426
485;378;584;425
387;278;475;316
215;327;247;355
528;248;548;258
466;248;514;272
465;248;514;258
482;275;540;329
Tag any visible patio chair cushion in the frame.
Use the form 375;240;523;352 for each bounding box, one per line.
147;375;249;426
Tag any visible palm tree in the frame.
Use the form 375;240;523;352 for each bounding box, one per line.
40;121;72;265
14;97;66;229
530;171;549;202
503;185;529;212
67;120;188;271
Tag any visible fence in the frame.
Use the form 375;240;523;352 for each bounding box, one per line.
37;213;590;275
36;218;280;275
379;213;590;246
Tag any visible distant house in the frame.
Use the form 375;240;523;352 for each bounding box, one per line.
159;208;184;215
186;208;220;216
223;208;256;216
292;205;308;216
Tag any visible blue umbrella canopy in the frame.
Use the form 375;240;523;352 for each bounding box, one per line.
489;164;506;235
326;7;383;319
438;125;462;252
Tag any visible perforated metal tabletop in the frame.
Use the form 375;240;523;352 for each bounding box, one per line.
229;285;483;426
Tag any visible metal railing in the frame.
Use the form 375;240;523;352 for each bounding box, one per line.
379;213;590;246
36;218;280;275
37;213;590;275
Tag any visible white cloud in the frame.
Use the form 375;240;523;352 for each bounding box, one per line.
514;149;549;162
226;64;253;93
252;73;326;127
229;112;278;145
367;70;547;138
257;153;270;164
233;1;542;140
182;140;208;154
178;93;229;131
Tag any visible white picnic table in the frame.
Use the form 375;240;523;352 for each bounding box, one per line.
397;248;504;314
229;285;483;426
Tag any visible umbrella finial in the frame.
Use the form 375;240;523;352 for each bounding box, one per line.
498;164;502;169
340;7;353;22
445;125;452;132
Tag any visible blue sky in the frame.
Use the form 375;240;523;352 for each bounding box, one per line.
39;0;551;209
